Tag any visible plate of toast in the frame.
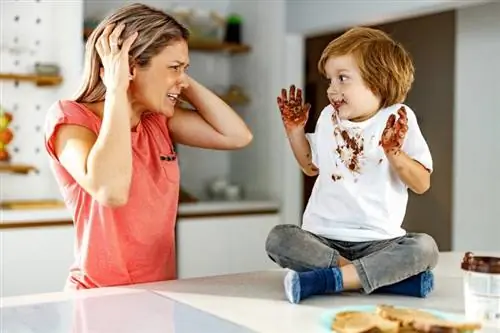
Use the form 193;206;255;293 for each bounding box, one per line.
321;304;483;333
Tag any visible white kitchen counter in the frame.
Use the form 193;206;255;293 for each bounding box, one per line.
0;200;280;227
2;252;499;333
0;208;72;224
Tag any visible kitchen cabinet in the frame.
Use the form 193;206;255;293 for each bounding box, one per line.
0;225;74;297
1;208;280;297
176;214;280;279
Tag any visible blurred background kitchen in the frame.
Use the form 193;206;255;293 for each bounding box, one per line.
0;0;498;297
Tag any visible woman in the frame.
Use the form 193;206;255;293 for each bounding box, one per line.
44;3;252;290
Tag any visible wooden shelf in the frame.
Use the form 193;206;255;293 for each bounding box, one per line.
83;28;250;55
0;199;66;210
0;73;63;86
0;163;37;175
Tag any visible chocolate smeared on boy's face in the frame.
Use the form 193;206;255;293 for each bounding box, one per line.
324;54;381;123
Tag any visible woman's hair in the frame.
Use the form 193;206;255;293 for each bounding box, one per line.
318;26;414;108
74;3;189;103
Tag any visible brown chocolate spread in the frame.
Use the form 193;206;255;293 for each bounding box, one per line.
461;252;500;274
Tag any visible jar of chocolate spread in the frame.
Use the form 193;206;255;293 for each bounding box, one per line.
461;252;500;327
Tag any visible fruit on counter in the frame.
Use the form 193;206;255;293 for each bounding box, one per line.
0;106;13;162
0;128;13;145
0;149;10;162
0;108;13;130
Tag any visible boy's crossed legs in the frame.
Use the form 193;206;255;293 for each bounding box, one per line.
265;224;439;303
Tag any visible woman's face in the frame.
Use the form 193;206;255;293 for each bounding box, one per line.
130;39;190;117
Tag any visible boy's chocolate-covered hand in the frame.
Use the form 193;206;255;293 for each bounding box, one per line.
277;85;311;132
380;106;408;155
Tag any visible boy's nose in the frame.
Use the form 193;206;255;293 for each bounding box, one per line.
327;83;339;95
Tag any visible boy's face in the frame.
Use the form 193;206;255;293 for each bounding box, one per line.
324;54;381;122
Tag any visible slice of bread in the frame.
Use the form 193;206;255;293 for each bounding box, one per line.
376;305;482;332
376;305;441;327
410;318;482;333
332;311;400;333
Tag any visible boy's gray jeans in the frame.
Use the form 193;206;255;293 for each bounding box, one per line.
265;224;439;294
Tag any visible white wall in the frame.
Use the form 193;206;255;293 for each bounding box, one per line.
0;0;83;201
453;2;500;251
228;0;287;201
286;0;492;36
282;34;305;226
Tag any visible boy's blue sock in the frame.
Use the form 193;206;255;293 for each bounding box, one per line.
284;267;343;304
372;270;434;298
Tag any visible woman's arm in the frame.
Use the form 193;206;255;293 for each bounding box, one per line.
54;24;137;207
168;76;253;149
55;91;133;207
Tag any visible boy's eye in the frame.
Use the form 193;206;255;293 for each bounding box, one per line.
170;65;181;71
339;75;347;81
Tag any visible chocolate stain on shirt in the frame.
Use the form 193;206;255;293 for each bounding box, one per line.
331;174;342;181
334;127;365;174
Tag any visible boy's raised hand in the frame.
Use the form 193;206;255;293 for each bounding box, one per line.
277;85;311;133
380;106;408;154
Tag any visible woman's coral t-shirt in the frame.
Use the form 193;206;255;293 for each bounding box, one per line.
44;100;180;290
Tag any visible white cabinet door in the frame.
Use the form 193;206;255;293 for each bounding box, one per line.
1;226;74;297
176;214;280;279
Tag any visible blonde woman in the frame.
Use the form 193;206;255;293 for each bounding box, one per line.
44;3;252;290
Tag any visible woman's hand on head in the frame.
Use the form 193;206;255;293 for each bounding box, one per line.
96;23;138;92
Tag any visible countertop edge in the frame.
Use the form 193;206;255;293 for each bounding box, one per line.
0;200;281;229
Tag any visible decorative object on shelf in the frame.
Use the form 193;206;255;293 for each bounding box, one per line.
206;177;244;201
34;62;60;76
171;7;226;43
224;14;242;44
0;106;14;162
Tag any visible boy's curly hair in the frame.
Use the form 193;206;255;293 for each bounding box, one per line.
318;27;414;108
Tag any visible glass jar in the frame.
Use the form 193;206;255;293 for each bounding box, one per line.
461;252;500;328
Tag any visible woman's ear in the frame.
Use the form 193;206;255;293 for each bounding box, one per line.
129;64;137;81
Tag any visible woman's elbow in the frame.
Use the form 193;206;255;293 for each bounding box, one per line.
94;184;131;207
231;130;253;149
99;194;129;207
240;131;253;147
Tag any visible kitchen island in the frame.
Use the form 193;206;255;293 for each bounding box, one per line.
2;252;498;333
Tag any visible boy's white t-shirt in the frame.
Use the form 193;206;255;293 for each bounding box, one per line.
303;103;432;242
